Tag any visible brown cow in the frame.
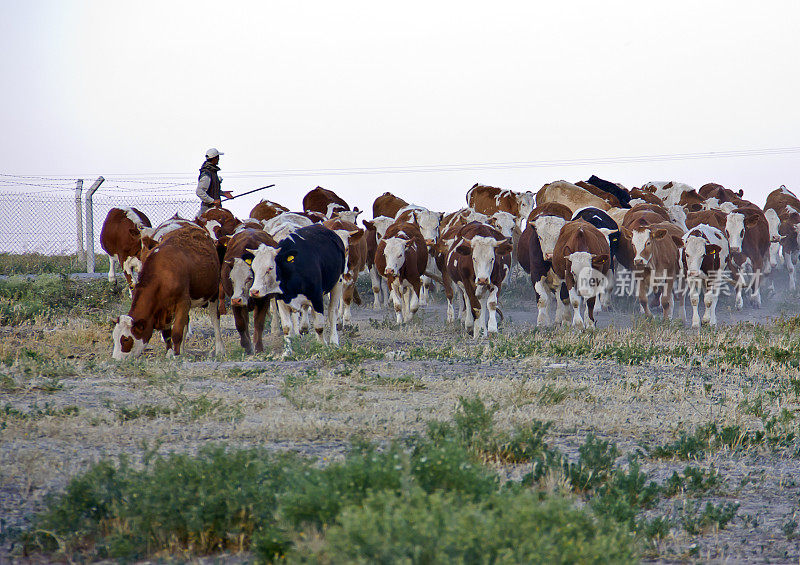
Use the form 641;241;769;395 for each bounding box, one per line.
467;183;536;222
196;207;241;261
575;181;621;208
375;221;428;324
250;199;289;222
373;192;409;218
724;206;770;308
100;207;153;291
685;209;727;232
323;218;367;323
536;180;612;213
220;228;278;354
441;208;488;234
629;188;665;206
446;222;512;337
303;186;361;223
678;189;707;213
624;221;683;320
551;220;611;328
111;226;224;359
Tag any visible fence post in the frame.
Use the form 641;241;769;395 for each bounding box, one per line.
75;179;85;264
85;176;105;273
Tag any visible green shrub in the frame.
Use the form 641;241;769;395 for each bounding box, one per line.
298;488;636;564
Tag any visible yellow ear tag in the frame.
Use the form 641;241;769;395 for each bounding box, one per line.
287;255;295;263
245;258;253;265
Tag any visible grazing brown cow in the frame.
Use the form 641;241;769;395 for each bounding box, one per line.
536;180;612;212
303;186;361;223
220;228;278;354
551;221;611;328
373;192;410;218
466;183;536;223
250;199;289;222
375;221;428;324
323;218;367;323
112;226;224;359
100;207;153;291
446;222;512;337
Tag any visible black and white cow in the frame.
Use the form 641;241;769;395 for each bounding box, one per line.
249;224;345;348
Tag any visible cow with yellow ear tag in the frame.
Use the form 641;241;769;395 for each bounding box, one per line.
250;223;346;353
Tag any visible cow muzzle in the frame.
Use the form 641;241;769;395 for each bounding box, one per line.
475;277;490;286
231;296;246;307
249;288;263;298
729;245;742;253
544;253;553;261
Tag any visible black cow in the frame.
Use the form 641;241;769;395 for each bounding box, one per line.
587;175;632;208
249;223;346;348
572;207;622;270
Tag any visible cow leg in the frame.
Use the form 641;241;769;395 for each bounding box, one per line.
299;307;310;333
750;269;762;308
474;290;488;339
277;301;295;355
381;277;391;309
161;329;173;352
689;278;701;328
419;275;430;306
327;281;343;346
444;280;455;322
269;297;281;335
409;279;421;315
108;254;117;284
568;286;584;328
534;278;551;327
788;251;797;291
402;285;413;323
487;285;500;334
586;296;597;328
370;266;383;309
457;282;474;331
253;300;268;353
661;279;674;320
704;279;719;326
342;281;354;323
233;305;253;355
170;302;191;357
390;279;403;324
207;300;226;357
312;308;325;343
638;272;652;317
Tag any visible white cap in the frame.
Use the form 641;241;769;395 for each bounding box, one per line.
205;147;224;159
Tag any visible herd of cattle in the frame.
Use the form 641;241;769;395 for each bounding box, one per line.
102;179;800;359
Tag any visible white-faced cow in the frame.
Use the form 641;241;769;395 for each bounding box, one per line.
111;226;225;360
249;224;346;350
395;205;444;305
375;221;428;324
681;224;730;328
552;220;611;328
446;222;512;337
362;215;398;308
100;207;153;292
220;228;278;354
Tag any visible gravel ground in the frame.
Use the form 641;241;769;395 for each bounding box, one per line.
1;272;800;562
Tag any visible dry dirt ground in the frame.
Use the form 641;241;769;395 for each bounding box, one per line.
2;273;800;563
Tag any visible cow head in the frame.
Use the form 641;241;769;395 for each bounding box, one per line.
667;204;688;231
369;216;396;240
764;209;783;267
517;192;536;225
725;212;746;253
227;253;256;307
683;233;719;278
111;315;147;360
532;215;566;260
488;211;517;239
412;209;442;247
336;209;362;224
630;228;655;268
249;243;281;298
456;236;512;286
568;251;610;298
382;235;410;277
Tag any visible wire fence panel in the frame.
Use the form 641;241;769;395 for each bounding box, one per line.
0;191;198;256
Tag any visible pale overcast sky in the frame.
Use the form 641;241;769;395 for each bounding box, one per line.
2;0;799;217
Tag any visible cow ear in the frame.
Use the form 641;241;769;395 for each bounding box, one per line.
737;189;744;196
133;319;146;333
593;253;610;267
362;220;374;230
110;316;120;328
456;244;471;255
497;240;513;255
671;235;684;248
706;244;721;255
652;228;667;240
242;251;255;265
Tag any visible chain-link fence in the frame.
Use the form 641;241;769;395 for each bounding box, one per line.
1;189;197;258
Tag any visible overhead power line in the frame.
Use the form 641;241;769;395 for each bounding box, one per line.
2;145;799;181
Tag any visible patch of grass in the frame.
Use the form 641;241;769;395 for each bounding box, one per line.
678;500;739;535
663;466;722;497
1;402;79;425
0;252;108;276
284;337;383;364
0;274;122;325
